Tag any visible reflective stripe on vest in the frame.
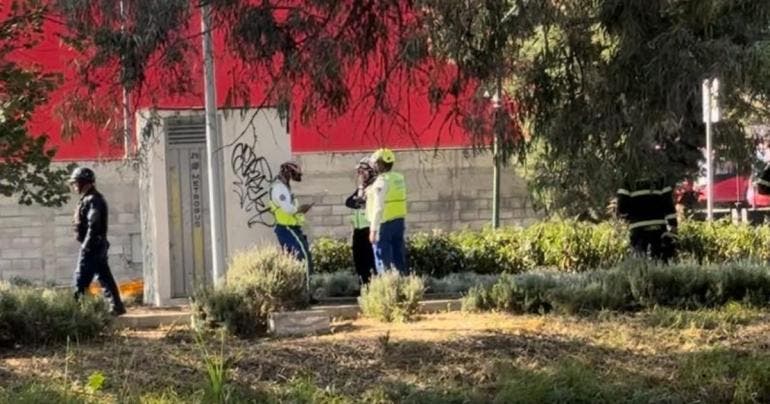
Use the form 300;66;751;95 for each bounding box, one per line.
628;219;667;230
269;183;304;226
351;209;369;229
382;172;407;222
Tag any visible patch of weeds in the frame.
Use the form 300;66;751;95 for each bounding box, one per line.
644;302;762;331
278;376;352;403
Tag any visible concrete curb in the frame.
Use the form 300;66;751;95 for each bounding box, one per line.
115;298;464;329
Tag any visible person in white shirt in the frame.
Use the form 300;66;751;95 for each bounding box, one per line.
366;148;408;274
269;162;315;300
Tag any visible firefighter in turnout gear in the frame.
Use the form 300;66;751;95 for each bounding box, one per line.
269;162;315;300
70;167;126;316
345;158;377;285
617;176;678;262
367;148;408;274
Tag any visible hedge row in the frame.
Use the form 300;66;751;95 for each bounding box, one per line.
462;260;770;315
312;220;770;276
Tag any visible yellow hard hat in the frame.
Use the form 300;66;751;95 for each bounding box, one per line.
371;148;395;164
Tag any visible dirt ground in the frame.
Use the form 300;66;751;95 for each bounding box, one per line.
3;310;770;400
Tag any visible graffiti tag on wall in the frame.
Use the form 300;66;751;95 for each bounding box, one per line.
231;133;275;227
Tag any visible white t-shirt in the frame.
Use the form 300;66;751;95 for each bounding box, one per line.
270;180;297;214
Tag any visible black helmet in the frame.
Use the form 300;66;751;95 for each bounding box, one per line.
69;167;95;184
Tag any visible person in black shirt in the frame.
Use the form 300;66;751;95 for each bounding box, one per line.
345;158;377;285
70;167;126;316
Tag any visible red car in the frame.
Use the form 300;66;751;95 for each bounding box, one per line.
690;175;770;208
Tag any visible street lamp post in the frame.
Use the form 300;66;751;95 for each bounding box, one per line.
702;78;720;222
492;75;502;229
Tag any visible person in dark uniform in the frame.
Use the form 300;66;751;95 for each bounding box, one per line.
345;158;377;285
617;176;678;262
70;167;126;316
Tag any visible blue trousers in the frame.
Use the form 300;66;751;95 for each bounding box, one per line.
373;218;407;274
274;225;313;286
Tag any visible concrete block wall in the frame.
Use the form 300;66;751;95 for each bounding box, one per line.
293;149;540;239
0;149;539;285
0;161;142;285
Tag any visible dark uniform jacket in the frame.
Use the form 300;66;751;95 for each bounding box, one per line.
617;178;678;231
74;189;109;251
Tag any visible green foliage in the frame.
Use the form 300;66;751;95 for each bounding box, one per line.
310;237;353;274
677;219;770;264
407;230;464;277
313;221;770;280
516;0;770;217
0;383;92;404
424;272;499;295
226;245;308;309
0;1;71;207
192;246;307;338
644;302;761;331
451;228;534;274
311;270;360;298
463;260;770;315
0;283;111;347
525;219;627;271
359;272;425;323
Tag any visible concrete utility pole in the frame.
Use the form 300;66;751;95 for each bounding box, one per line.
703;78;720;221
201;3;226;285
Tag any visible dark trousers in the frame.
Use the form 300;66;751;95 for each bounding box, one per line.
374;218;407;274
630;226;674;262
74;244;124;311
352;227;375;284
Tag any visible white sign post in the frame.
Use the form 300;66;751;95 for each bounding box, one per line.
702;78;720;221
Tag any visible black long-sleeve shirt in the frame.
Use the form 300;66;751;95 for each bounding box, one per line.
345;188;366;209
74;188;109;251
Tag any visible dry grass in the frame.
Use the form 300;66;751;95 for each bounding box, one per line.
3;309;770;402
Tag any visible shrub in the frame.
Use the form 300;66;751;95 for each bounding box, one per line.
407;230;465;277
192;246;308;337
451;228;533;274
226;245;308;310
524;219;627;271
312;220;770;278
461;285;491;313
461;261;770;316
192;287;266;337
311;270;361;298
0;283;111;347
424;272;499;295
310;237;353;274
359;271;425;322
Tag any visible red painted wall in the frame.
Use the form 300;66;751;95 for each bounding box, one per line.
13;11;471;161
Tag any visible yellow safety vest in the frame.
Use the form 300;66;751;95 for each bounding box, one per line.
351;209;369;229
381;171;407;222
269;182;305;227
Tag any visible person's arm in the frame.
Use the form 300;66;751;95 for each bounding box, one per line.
368;177;388;241
82;196;105;252
271;182;297;214
345;189;362;209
